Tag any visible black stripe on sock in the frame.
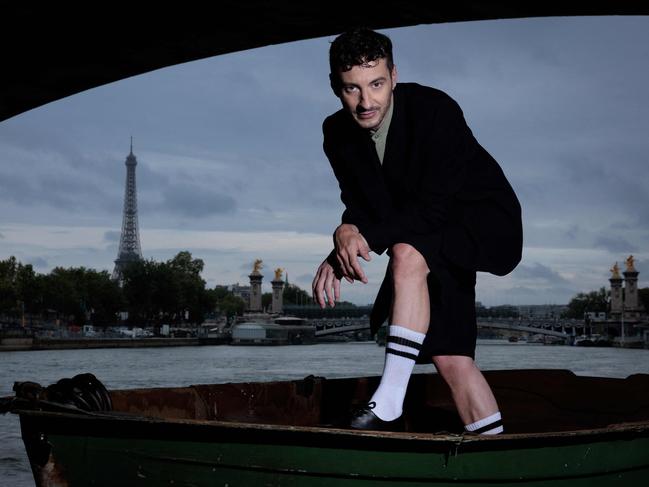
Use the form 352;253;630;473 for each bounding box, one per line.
386;336;423;350
471;419;503;435
386;347;419;361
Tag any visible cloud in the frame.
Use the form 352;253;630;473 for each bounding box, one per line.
295;273;314;285
593;236;638;254
160;184;236;217
26;256;48;268
563;224;579;241
512;262;569;285
498;285;579;304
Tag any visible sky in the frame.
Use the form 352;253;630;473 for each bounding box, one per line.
1;16;648;307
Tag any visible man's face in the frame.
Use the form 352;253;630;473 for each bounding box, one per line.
336;58;397;131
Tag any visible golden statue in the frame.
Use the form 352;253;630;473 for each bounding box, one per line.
610;262;621;279
252;259;263;273
625;255;636;272
274;267;283;281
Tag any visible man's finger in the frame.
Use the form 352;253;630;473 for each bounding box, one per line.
348;253;367;283
324;271;335;308
359;235;372;262
334;278;341;302
313;270;326;308
312;266;323;302
359;246;372;262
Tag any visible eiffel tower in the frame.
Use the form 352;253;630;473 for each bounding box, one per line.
112;138;143;281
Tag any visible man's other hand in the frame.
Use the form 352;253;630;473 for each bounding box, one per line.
334;223;371;283
312;259;341;308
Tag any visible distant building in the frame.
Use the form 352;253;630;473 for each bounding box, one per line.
517;304;568;319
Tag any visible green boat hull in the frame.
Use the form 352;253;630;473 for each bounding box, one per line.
20;410;649;486
46;432;648;486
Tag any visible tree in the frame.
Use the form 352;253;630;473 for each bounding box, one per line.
83;269;123;325
218;294;245;318
562;287;609;319
121;259;157;324
283;283;311;306
38;266;123;326
0;256;21;316
121;252;213;325
167;251;211;324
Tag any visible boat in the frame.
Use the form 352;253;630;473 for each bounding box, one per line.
575;335;613;348
2;369;649;486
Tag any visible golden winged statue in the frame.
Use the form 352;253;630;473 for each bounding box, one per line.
274;268;283;280
252;259;263;273
625;255;636;272
610;262;621;279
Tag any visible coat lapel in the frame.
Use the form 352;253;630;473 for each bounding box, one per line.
341;116;393;217
381;86;405;175
381;86;412;202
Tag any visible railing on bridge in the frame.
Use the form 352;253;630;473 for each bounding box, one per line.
308;316;590;339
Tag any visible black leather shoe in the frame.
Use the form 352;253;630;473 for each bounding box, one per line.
349;401;405;431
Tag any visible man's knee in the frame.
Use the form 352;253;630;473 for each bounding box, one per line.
390;243;429;283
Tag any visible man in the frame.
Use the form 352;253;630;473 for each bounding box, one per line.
312;28;522;434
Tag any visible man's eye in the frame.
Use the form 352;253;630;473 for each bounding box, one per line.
343;86;357;94
372;82;384;88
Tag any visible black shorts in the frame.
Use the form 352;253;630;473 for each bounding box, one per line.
383;233;478;363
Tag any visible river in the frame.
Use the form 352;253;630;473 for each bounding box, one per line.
2;340;648;486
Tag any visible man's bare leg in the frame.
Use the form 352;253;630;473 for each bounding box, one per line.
388;244;502;433
432;355;500;426
358;243;430;423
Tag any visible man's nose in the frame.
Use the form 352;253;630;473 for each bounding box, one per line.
358;89;372;108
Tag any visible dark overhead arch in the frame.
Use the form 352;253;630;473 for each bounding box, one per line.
2;1;647;122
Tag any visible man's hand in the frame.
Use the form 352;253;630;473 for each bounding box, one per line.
334;223;371;283
312;259;341;308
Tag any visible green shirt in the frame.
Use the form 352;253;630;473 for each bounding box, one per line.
369;98;394;164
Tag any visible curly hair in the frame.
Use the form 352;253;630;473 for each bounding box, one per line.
329;28;394;81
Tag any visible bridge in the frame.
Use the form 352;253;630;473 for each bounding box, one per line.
478;321;569;338
311;317;578;339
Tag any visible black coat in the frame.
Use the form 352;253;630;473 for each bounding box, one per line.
323;83;523;329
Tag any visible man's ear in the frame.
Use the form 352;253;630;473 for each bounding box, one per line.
329;72;341;97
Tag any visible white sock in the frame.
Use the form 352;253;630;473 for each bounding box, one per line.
465;411;504;435
369;325;425;421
